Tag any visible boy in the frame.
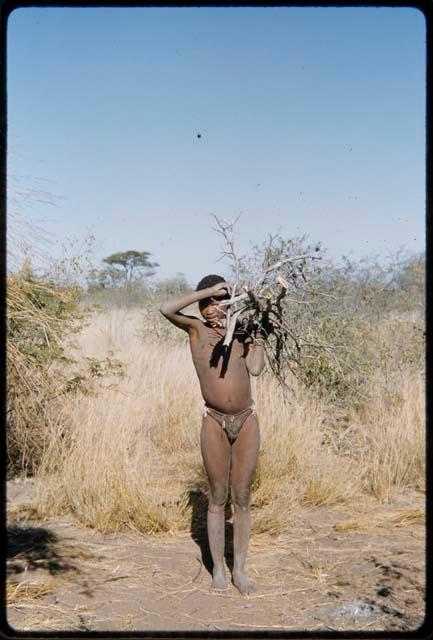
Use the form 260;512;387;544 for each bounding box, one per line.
160;274;265;594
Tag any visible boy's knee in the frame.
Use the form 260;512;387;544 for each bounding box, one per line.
209;484;228;506
231;486;250;510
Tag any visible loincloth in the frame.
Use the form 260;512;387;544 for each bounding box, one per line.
203;403;256;443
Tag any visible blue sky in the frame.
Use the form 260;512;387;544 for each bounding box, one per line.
7;7;426;284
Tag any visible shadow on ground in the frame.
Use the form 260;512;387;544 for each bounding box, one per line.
187;490;234;575
7;525;80;576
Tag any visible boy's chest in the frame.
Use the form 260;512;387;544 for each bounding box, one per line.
190;331;247;367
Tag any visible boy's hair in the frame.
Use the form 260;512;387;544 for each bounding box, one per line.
196;274;226;291
196;274;231;301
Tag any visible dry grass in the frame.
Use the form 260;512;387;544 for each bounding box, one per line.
333;506;425;534
353;371;425;500
7;579;54;605
34;307;425;536
389;507;425;525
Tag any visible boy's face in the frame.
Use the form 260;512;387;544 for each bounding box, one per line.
199;296;226;323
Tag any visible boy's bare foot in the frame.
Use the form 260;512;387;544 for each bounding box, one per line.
211;569;228;591
232;569;255;595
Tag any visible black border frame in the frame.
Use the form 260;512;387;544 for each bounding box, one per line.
1;1;430;638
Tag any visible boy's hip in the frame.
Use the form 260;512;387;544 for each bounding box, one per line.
203;402;257;442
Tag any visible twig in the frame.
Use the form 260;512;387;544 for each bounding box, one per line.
212;216;242;334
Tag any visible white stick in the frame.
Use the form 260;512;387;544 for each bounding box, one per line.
223;308;243;346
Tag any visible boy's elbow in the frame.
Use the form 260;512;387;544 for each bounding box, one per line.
253;367;265;377
159;302;169;316
248;363;263;376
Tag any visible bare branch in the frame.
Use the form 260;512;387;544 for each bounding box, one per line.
210;215;359;397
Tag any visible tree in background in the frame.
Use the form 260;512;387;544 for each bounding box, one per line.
87;250;159;290
103;250;159;283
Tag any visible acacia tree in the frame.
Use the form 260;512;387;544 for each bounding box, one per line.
102;250;159;284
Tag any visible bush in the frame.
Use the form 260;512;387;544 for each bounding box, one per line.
246;240;425;405
7;271;124;477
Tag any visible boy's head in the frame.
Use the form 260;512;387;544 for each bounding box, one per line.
196;274;229;323
196;274;227;293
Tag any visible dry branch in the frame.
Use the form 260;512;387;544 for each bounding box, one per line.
212;216;357;394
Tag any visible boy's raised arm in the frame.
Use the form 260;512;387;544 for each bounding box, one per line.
159;282;229;332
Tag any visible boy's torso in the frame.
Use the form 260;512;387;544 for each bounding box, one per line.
189;321;252;414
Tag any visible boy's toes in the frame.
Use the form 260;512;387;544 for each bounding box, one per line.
233;571;255;595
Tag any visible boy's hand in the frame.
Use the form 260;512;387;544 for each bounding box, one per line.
210;282;231;297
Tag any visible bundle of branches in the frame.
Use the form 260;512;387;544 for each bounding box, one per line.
213;217;359;397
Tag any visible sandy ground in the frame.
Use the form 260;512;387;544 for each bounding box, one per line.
6;478;425;633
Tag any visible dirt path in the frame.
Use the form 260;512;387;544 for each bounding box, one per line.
7;479;425;633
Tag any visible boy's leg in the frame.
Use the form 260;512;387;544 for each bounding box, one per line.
200;415;231;590
230;413;260;594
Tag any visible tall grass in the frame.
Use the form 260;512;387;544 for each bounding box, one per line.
35;307;425;535
355;371;425;499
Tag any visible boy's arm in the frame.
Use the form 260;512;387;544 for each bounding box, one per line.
245;330;266;376
159;282;229;333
